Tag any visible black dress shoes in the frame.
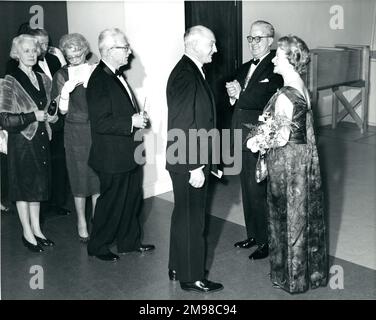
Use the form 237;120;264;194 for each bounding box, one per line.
249;243;269;260
119;244;155;254
169;269;177;281
180;279;224;293
35;235;55;247
234;237;257;249
137;244;155;253
90;252;119;262
22;236;43;253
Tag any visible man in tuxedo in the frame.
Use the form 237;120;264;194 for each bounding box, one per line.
86;28;155;262
226;20;283;260
166;25;223;293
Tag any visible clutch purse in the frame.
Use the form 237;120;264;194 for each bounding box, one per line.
255;153;268;183
47;99;58;116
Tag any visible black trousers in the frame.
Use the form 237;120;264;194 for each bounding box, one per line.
168;171;209;282
239;151;268;244
87;167;142;256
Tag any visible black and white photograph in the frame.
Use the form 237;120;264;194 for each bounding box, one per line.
0;0;375;304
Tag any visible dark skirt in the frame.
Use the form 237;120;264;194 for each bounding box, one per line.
64;121;99;197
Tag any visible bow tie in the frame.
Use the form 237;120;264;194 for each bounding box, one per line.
115;69;124;77
251;59;260;65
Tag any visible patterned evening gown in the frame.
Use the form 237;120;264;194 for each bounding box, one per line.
266;86;328;294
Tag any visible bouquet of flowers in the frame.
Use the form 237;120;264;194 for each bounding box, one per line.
244;111;298;183
245;111;298;154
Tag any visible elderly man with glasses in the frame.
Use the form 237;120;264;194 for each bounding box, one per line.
86;28;155;261
226;20;283;261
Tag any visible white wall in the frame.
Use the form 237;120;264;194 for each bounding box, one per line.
242;0;376;127
122;1;185;198
67;0;185;198
67;1;125;62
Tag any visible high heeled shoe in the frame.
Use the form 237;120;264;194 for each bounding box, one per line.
79;235;90;243
22;236;44;252
34;235;55;247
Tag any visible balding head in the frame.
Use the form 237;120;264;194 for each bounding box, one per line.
184;25;217;65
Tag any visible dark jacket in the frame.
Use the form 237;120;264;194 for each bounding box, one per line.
232;50;283;150
86;61;141;174
166;55;217;173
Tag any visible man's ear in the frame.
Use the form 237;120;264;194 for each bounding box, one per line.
268;37;274;47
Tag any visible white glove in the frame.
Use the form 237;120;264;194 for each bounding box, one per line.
247;137;259;153
61;79;83;98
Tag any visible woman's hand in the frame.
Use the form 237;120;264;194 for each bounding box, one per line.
61;79;83;97
247;136;260;153
34;110;46;122
47;113;59;124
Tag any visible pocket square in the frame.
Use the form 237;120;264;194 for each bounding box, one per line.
259;78;269;83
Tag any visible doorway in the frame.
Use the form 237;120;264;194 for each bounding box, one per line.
185;0;242;129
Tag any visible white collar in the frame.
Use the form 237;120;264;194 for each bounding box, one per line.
253;51;270;63
184;53;205;78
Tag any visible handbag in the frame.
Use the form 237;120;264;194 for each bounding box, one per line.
255;152;268;183
0;130;8;154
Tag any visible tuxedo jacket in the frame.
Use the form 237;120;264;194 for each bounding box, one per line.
166;55;217;173
86;61;141;174
232;50;283;149
6;53;61;77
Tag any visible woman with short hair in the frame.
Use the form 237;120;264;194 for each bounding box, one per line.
0;34;58;252
51;33;100;242
247;35;328;293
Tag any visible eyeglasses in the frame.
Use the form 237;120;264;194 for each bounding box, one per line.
110;45;131;52
66;51;85;61
246;35;271;44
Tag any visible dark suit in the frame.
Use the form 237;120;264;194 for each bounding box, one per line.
86;61;143;256
232;50;283;245
166;55;217;282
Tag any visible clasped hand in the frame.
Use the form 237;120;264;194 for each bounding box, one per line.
34;110;58;123
225;80;241;99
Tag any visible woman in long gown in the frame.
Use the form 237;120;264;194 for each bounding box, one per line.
51;33;100;242
247;35;328;294
0;35;58;252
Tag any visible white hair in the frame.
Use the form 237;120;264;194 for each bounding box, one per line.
184;25;214;49
10;34;41;60
98;28;126;56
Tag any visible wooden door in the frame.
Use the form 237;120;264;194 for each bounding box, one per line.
185;0;242;129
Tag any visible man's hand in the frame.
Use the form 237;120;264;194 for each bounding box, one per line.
189;167;205;188
132;113;148;129
225;80;241;100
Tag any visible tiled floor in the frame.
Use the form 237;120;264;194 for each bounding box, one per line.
1;122;375;299
158;123;376;270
